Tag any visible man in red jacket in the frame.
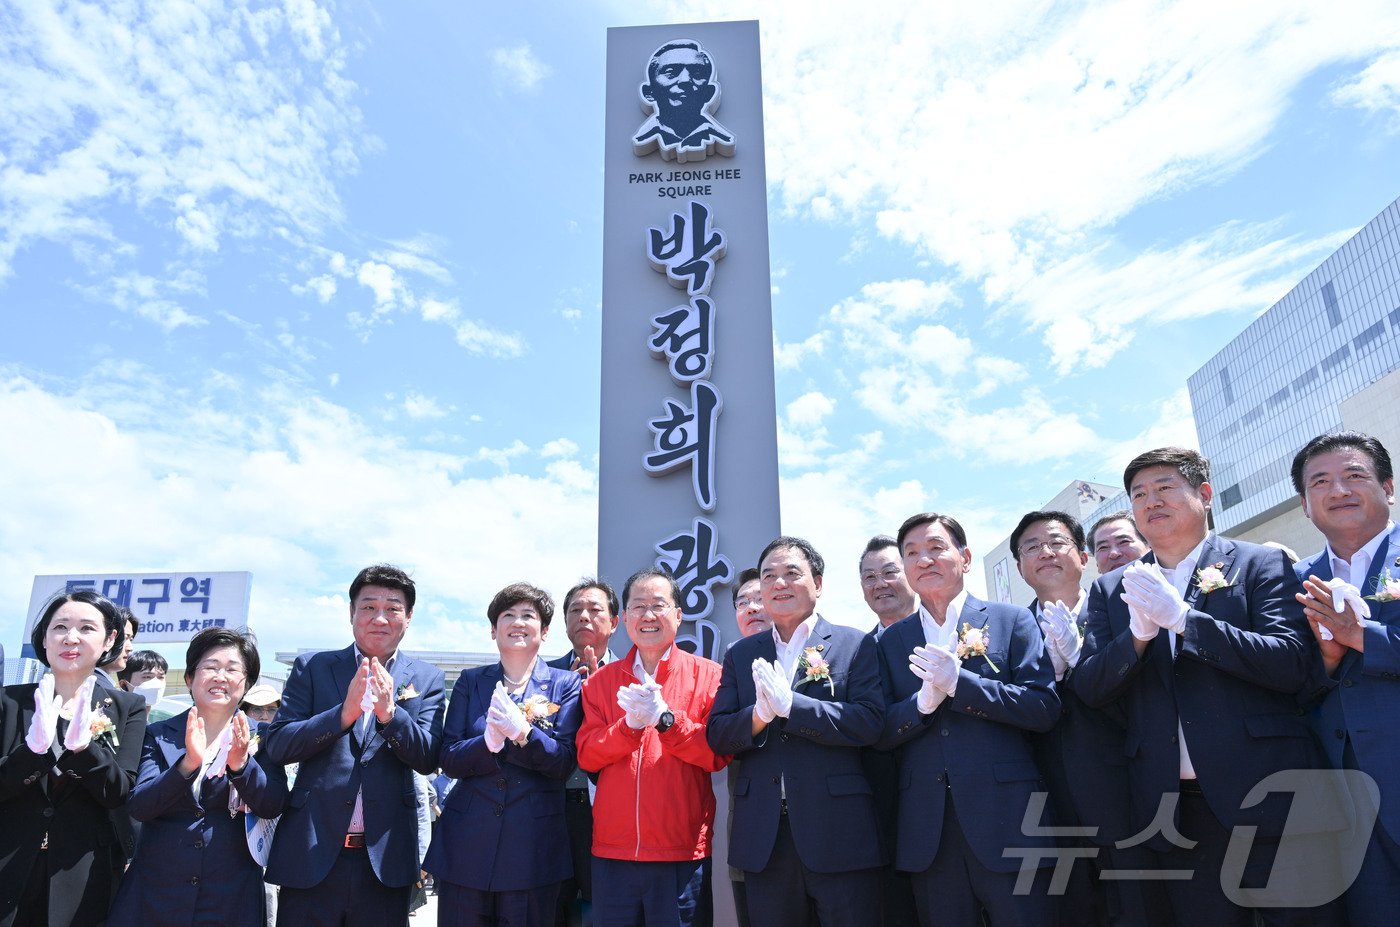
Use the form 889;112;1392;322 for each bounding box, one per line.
577;567;729;926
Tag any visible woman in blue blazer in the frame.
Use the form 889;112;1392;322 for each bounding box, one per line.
109;627;288;927
424;582;583;926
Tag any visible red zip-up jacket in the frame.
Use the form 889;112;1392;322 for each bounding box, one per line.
577;646;729;861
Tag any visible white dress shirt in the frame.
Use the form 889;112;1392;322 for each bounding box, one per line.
919;590;967;652
1160;537;1208;781
772;613;820;682
1326;521;1395;587
348;647;397;834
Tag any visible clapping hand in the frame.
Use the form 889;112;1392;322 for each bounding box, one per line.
910;645;959;713
570;646;600;678
752;659;793;719
617;669;666;730
26;674;62;755
180;705;209;775
1038;600;1083;678
225;712;256;774
1122;562;1187;637
490;683;529;743
63;676;99;752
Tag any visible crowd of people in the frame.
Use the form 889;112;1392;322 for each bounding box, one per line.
2;432;1397;927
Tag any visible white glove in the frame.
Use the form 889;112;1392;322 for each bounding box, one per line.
1321;579;1370;641
755;659;793;719
908;648;948;715
1122;563;1188;635
913;644;960;697
636;670;668;727
358;663;376;727
26;674;62;754
490;684;529;743
617;684;654;730
482;712;506;753
63;676;99;752
750;661;777;724
1039;600;1083;678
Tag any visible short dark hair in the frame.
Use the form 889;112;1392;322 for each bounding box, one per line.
349;564;416;613
1088;511;1145;550
731;567;761;607
562;578;619;619
621;567;682;609
487;582;556;629
30;589;126;668
99;606;141;669
184;626;261;690
118;650;169;683
1290;431;1394;495
1123;447;1209;493
1009;511;1085;562
758;536;825;578
860;535;898;562
895;513;968;552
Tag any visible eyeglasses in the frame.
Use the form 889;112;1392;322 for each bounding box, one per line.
195;662;246;680
860;567;904;586
627;603;676;619
1018;539;1076;557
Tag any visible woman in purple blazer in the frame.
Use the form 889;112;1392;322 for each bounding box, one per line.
423;582;582;927
108;627;288;927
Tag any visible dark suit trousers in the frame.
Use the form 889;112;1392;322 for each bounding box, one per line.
1154;790;1343;927
554;786;593;926
277;846;411;927
440;880;560;927
909;788;1054;927
744;813;881;927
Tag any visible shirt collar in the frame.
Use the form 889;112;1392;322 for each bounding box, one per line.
353;646;398;671
632;646;671;681
1326;521;1395;575
771;612;820;651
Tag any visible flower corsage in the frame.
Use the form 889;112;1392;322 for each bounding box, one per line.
955;623;1000;672
794;646;835;696
520;694;560;730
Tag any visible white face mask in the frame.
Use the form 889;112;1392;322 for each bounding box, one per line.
133;677;167;706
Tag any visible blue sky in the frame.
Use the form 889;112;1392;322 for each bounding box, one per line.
4;1;1400;666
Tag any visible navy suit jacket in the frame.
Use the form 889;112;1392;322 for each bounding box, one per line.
423;659;581;892
1027;598;1135;845
108;712;289;927
706;615;885;874
263;645;445;889
877;596;1059;873
1296;525;1400;843
1074;536;1320;847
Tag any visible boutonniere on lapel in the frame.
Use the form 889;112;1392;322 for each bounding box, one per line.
955;624;1000;672
520;694;560;730
794;646;835;695
1195;563;1236;595
89;709;119;749
957;627;1002;672
1366;569;1400;603
396;682;420;702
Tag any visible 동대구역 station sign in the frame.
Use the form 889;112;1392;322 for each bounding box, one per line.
599;21;780;660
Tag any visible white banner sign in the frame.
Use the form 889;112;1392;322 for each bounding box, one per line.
24;571;253;645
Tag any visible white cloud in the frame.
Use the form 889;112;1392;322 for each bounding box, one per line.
0;369;597;658
356;260;403;313
1002;222;1350;373
0;0;367;283
774;332;826;371
491;43;551;92
455;319;527;359
541;438;579;458
1332;49;1400;125
403;393;448;420
786;391;835;430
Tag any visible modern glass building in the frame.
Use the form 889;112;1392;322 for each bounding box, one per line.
1188;196;1400;538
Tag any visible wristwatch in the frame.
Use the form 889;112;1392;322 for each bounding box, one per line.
654;710;675;733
